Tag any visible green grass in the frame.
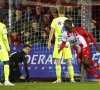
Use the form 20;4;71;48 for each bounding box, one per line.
0;82;100;90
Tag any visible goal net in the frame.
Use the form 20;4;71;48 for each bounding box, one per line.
0;0;100;81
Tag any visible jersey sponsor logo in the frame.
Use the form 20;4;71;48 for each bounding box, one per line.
67;32;81;44
57;21;64;25
70;39;80;44
56;20;64;26
58;21;62;25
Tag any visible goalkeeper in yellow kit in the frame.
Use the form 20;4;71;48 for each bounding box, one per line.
48;6;75;83
0;12;14;86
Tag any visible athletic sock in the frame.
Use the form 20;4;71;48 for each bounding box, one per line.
89;60;100;68
4;65;10;81
88;68;100;79
56;65;61;80
68;66;74;81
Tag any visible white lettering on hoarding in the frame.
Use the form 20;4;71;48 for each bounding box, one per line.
92;52;100;63
38;55;45;64
45;55;52;64
28;67;31;70
26;54;67;65
61;57;66;64
31;55;38;64
35;67;37;70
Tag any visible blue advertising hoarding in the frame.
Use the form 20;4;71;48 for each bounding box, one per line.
0;43;100;80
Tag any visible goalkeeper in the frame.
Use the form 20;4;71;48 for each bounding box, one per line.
9;45;31;82
0;12;14;86
48;6;75;83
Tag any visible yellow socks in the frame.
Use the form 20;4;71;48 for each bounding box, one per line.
4;65;9;81
55;65;74;81
56;65;61;80
68;66;74;81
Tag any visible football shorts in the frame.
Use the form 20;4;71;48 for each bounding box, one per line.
53;42;72;59
0;50;9;61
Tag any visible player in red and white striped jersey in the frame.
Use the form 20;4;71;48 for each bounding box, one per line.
58;20;100;80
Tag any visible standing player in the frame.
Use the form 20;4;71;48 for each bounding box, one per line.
48;6;75;83
58;20;100;83
0;12;14;86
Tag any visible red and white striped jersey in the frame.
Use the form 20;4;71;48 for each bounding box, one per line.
62;27;97;52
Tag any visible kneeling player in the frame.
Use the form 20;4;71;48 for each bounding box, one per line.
9;45;31;82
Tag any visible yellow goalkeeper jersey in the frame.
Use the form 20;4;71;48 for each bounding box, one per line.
0;22;10;52
51;17;73;59
51;17;69;43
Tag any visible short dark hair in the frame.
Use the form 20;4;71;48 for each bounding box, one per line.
23;44;31;49
64;20;72;26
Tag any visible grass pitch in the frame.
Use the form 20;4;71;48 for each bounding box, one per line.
0;82;100;90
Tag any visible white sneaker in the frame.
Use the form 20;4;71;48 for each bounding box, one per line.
0;82;3;86
53;80;61;83
71;80;76;83
4;81;15;86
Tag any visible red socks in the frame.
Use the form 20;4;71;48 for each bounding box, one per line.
88;68;100;79
89;60;99;68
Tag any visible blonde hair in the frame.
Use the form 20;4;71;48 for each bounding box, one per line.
57;6;65;14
